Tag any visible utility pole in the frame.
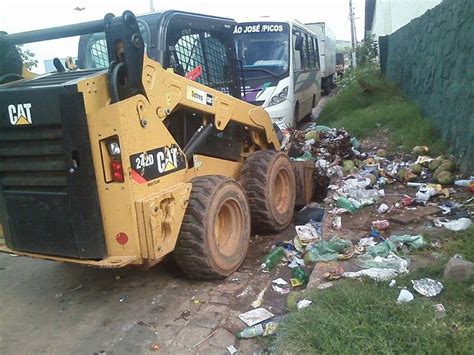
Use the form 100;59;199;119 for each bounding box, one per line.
149;0;155;12
349;0;357;68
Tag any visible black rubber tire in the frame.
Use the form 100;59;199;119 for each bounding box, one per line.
240;150;296;233
293;103;299;128
175;175;251;279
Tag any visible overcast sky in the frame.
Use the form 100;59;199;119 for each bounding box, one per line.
0;0;365;72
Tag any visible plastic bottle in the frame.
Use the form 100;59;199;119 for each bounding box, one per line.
236;315;285;339
236;324;264;339
261;246;285;270
454;177;474;187
336;197;356;213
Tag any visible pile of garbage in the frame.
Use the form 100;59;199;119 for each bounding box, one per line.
236;125;473;341
281;124;473;227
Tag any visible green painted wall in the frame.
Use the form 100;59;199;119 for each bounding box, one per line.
380;0;474;173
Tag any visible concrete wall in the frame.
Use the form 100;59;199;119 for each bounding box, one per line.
371;0;442;37
380;0;474;173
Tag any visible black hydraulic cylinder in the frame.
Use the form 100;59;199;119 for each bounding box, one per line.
184;124;214;161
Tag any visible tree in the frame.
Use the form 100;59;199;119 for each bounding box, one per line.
356;33;378;66
16;45;38;70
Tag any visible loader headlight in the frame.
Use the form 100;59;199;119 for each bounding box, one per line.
268;86;288;107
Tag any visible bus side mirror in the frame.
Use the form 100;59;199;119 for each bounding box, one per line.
295;36;303;51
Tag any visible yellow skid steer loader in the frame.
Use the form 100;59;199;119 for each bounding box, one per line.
0;10;296;278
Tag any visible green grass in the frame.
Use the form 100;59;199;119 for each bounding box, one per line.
272;227;474;354
318;66;447;156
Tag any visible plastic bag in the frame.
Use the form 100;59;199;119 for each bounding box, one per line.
357;253;409;273
304;237;352;263
390;234;426;249
365;240;396;258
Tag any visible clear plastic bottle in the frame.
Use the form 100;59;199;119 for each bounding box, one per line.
236;324;264;339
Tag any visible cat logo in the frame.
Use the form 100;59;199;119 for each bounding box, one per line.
8;103;32;125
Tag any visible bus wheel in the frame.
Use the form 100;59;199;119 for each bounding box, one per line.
241;150;296;232
293;103;299;128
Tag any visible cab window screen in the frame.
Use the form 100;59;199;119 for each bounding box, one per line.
172;29;234;94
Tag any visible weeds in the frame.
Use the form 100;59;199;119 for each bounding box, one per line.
272;228;474;353
319;66;447;156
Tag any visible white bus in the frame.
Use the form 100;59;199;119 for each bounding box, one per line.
234;19;321;128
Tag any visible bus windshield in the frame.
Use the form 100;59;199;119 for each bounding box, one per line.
234;23;289;78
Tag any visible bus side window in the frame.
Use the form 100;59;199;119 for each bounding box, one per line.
302;33;310;70
314;38;321;70
308;36;316;69
292;31;302;70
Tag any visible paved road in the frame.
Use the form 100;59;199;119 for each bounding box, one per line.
0;228;294;354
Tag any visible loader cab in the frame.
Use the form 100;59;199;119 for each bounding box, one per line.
77;11;241;98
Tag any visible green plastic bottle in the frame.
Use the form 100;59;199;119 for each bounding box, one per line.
261;246;285;270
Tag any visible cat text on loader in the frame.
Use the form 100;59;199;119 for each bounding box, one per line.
0;10;296;278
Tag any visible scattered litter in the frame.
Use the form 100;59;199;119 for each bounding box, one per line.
272;278;288;286
227;345;238;354
291;267;309;286
358;237;377;248
261;246;285;270
390;234;426;249
297;299;312;310
324;266;344;280
288;256;305;268
190;296;201;304
295;205;325;224
191;329;217;349
412;278;443;297
272;284;290;295
343;268;399;281
55;293;63;299
118;294;128;303
332;216;342;229
454;177;474;187
239;308;275;327
251;286;268;308
295;224;320;244
415;184;442;205
377;203;389;214
372;219;390;230
150;343;160;352
304;237;352;263
358;253;408;273
236;315;284;339
174;310;191;321
397;289;414;304
434;303;446;318
437;218;472;231
389;280;396;287
366;239;396;258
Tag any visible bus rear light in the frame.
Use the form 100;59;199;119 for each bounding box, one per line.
111;160;125;182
